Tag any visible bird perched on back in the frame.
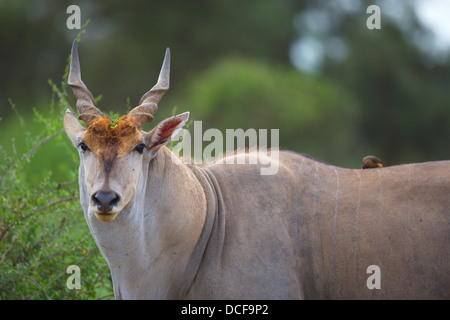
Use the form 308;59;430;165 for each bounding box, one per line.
362;155;383;169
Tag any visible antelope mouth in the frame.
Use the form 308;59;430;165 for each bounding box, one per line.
94;211;119;222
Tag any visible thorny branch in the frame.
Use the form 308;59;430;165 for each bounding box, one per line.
24;255;87;300
0;128;65;191
0;196;78;244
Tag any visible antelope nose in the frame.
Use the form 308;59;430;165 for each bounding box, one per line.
92;191;120;213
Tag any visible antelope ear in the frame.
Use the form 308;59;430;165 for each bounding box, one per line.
64;109;85;146
145;112;189;152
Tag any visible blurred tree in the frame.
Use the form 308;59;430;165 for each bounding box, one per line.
292;0;450;164
332;24;450;164
178;57;362;167
0;0;69;118
0;0;303;118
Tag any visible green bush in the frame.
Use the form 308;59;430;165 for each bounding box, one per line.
0;67;113;300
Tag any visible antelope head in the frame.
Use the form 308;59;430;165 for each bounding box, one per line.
64;40;188;222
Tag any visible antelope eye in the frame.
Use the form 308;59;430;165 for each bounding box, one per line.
134;144;146;154
78;142;90;153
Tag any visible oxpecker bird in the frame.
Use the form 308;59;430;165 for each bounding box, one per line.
362;155;383;169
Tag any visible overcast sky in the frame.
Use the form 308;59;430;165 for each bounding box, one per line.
415;0;450;52
291;0;450;73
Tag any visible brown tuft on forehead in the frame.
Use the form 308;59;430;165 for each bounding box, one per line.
83;115;143;159
87;115;138;140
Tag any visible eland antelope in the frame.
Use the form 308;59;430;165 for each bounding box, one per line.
64;40;449;299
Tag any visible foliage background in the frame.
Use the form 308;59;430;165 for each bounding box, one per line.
0;0;449;299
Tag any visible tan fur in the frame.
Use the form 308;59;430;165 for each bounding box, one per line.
66;111;450;299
